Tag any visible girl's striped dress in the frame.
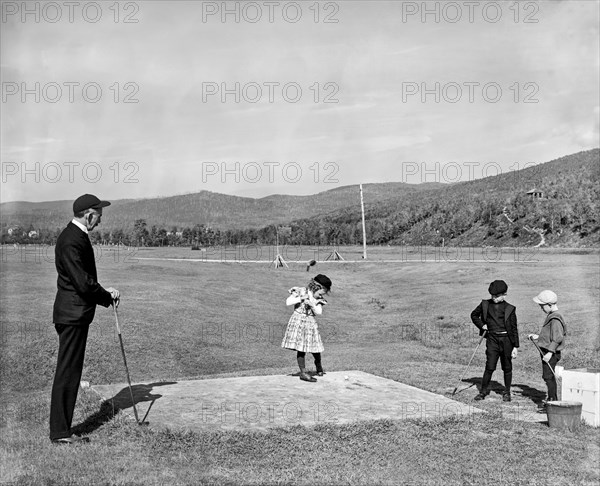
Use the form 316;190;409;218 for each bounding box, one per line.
281;287;324;353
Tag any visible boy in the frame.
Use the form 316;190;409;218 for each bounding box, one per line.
528;290;566;410
470;280;519;402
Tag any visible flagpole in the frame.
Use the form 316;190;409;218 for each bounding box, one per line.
360;184;367;259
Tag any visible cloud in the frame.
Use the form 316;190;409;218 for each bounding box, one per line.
365;135;432;153
1;1;598;202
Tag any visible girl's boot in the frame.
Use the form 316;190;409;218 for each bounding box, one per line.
298;353;316;382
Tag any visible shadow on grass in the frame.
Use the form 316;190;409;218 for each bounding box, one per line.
461;377;547;406
73;381;176;435
511;383;547;406
461;377;506;396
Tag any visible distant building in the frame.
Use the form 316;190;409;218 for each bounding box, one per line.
527;189;544;199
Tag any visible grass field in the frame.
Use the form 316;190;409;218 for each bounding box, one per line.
1;244;599;485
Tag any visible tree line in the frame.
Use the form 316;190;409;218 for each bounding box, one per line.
3;150;598;248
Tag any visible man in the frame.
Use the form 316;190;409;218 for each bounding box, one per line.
470;279;519;402
49;194;120;444
529;290;566;411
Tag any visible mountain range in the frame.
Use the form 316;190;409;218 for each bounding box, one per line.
2;149;598;247
0;182;441;232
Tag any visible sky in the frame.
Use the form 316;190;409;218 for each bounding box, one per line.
1;0;599;203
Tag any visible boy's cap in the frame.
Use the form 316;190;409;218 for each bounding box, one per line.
314;274;332;291
73;194;111;214
533;290;558;305
488;280;508;295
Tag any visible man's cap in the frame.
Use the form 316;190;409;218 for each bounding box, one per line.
533;290;558;305
313;274;332;292
73;194;111;214
488;280;508;295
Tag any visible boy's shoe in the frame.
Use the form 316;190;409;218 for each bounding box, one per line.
537;398;558;412
316;370;325;377
537;399;554;413
474;392;488;401
502;392;511;402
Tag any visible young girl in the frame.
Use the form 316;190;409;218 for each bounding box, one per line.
281;274;332;382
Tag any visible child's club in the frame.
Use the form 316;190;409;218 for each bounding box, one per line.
528;335;557;379
452;330;487;396
112;302;148;426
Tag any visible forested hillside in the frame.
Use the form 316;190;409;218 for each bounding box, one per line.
295;149;599;247
2;149;598;248
0;182;430;234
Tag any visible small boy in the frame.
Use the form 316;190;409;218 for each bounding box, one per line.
470;280;519;401
528;290;566;410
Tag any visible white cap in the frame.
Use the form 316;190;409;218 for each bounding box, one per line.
533;290;558;305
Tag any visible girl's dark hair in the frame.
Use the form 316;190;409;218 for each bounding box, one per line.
308;279;328;294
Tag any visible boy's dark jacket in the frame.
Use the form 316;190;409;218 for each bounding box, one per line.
471;300;519;348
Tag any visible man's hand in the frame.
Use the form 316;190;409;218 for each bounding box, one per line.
106;287;120;307
543;352;553;363
481;325;488;331
511;348;518;359
528;333;539;340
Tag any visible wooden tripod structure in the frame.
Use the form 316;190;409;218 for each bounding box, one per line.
271;227;289;268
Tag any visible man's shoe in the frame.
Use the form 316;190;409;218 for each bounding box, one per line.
299;373;317;383
316;371;324;377
502;393;511;402
474;392;488;401
51;435;90;445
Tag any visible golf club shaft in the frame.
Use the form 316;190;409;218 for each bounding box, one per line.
113;304;141;423
453;330;487;395
529;337;557;379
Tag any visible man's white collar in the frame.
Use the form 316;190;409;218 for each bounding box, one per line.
71;219;88;234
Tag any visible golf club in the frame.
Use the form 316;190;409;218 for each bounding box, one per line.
140;399;156;425
528;335;557;379
112;302;148;426
452;330;487;396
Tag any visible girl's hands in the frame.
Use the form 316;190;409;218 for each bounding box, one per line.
303;295;315;306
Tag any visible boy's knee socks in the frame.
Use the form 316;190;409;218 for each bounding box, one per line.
481;370;493;392
545;377;558;401
503;372;512;391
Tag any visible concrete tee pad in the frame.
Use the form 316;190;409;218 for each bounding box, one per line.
92;371;483;433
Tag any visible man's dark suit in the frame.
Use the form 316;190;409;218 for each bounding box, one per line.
50;222;113;440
